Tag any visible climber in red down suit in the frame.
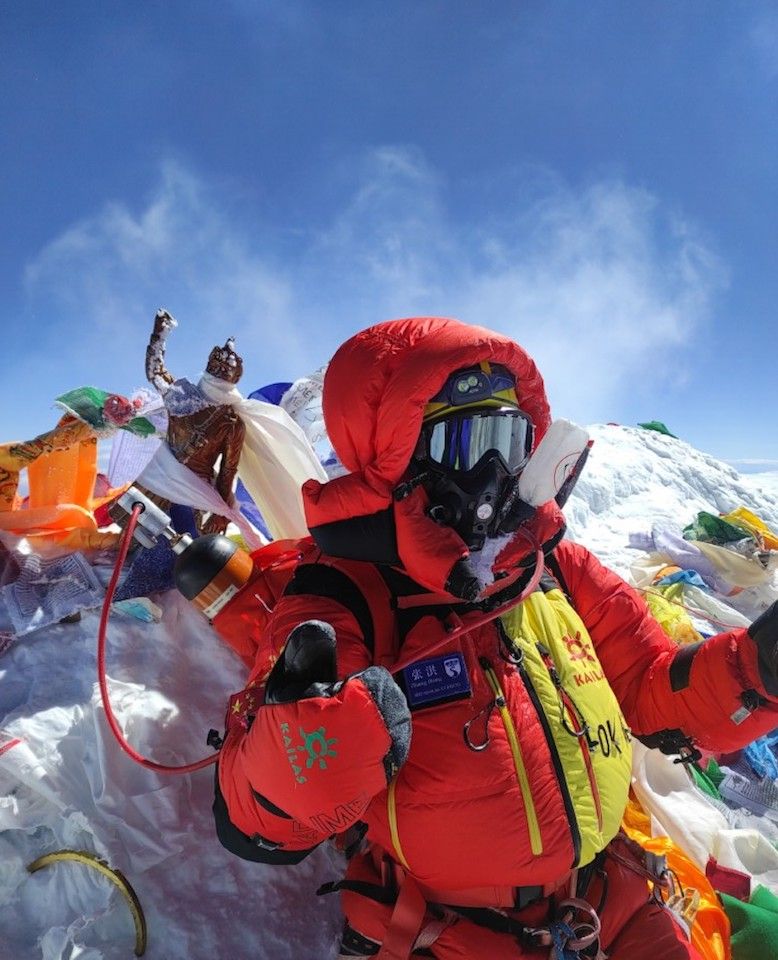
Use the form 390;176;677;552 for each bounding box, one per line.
213;317;778;959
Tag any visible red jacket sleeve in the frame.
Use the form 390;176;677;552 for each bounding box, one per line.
553;539;778;753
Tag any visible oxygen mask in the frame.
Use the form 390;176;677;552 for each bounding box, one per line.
415;405;534;551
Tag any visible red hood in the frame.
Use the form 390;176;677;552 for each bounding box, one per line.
303;317;564;593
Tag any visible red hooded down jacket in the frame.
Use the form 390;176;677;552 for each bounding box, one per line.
215;318;778;944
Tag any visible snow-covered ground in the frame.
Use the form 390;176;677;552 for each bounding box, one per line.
568;425;778;590
1;424;777;959
743;470;778;503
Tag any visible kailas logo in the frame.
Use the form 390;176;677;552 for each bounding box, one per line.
563;631;596;664
279;722;338;784
562;631;604;687
297;726;338;769
308;794;370;834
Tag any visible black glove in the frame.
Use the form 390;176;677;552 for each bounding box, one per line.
749;601;778;697
265;620;340;703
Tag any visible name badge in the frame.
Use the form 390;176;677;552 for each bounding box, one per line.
401;652;471;710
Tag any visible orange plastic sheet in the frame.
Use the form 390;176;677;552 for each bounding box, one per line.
27;429;98;511
0;421;124;550
622;791;731;960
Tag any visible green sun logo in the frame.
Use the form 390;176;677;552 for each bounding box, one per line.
297;726;338;770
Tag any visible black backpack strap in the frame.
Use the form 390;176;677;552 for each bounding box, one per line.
544;549;574;605
283;562;376;656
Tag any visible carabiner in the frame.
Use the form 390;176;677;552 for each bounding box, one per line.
463;699;495;751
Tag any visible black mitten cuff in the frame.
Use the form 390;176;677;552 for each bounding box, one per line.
749;601;778;697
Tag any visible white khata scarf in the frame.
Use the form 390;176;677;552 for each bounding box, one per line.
198;373;328;541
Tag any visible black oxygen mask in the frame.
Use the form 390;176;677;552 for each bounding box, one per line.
415;405;534;552
423;450;519;551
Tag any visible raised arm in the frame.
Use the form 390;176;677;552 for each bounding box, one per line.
554;538;778;755
145;309;178;393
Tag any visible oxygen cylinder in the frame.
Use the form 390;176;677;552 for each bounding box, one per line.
172;533;254;621
112;487;255;622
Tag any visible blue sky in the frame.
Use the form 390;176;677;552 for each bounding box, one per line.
2;1;776;466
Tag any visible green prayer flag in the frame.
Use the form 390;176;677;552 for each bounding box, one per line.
682;511;755;545
720;886;778;960
690;762;722;800
55;387;155;437
637;420;678;438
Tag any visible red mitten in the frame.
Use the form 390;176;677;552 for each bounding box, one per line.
244;620;411;834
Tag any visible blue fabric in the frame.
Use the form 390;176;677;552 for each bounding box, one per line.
550;920;582;959
115;505;197;601
248;382;292;405
169;503;198;537
236;478;271;539
655;569;710;590
743;729;778;782
114;538;176;600
113;599;159;622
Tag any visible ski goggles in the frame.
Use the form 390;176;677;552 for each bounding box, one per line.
418;407;534;475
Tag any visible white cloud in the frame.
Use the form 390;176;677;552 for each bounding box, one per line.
21;150;725;434
24;161;304;387
749;10;778;79
450;182;725;421
299;152;725;423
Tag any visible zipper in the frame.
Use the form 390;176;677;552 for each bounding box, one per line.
497;623;582;866
386;776;410;870
479;656;543;856
536;643;603;833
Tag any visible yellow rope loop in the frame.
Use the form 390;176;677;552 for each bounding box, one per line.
27;848;147;956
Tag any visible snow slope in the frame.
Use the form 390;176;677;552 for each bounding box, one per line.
1;424;777;959
743;470;778;503
568;425;778;593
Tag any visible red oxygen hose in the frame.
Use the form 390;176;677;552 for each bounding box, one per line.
98;504;218;774
97;507;742;778
391;541;546;674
